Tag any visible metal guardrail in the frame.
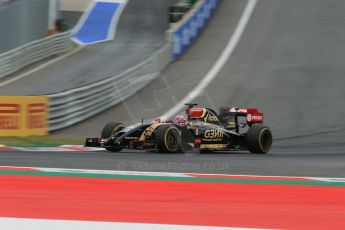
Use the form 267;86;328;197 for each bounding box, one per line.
0;31;74;80
48;43;171;131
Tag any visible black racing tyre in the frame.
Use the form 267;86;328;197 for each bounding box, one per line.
155;125;181;153
101;121;126;152
246;125;272;154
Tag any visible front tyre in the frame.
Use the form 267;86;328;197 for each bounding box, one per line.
246;125;272;154
155;125;181;153
101;121;126;152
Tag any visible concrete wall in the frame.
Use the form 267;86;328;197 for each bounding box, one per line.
0;0;49;53
59;0;91;12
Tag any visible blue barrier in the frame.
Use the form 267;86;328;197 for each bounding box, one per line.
172;0;219;60
72;1;127;45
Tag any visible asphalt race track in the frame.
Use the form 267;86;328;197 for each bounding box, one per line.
0;0;175;95
1;0;345;177
1;149;345;177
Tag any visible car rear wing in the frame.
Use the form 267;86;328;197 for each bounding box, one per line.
220;107;264;124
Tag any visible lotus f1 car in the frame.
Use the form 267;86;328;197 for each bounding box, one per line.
85;104;273;153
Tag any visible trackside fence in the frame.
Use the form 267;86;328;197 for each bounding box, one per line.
0;31;74;80
48;44;172;131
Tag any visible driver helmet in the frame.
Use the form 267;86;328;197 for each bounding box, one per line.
173;115;187;125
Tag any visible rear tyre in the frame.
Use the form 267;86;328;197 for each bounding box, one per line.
155;125;181;153
101;121;126;152
246;125;272;153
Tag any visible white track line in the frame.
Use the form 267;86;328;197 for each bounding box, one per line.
0;218;268;230
0;46;84;88
4;165;345;182
160;0;258;121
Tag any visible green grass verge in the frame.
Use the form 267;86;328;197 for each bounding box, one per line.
0;136;84;147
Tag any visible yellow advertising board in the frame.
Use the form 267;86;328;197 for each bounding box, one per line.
0;96;49;136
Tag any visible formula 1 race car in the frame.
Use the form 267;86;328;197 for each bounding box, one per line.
85;104;273;154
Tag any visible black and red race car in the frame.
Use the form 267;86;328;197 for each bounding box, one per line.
85;104;273;153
